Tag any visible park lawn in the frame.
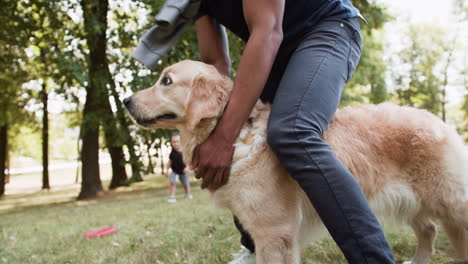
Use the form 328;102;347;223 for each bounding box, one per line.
0;175;459;264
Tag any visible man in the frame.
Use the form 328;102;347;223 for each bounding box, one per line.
190;0;395;263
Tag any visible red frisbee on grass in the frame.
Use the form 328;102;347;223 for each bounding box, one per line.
85;226;118;238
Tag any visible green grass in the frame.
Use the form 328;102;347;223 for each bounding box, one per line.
0;175;461;264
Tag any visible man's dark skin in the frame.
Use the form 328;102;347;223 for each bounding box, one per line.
191;0;285;191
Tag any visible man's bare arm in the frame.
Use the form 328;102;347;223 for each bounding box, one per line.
195;16;231;76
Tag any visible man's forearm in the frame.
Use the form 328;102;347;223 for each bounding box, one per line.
196;17;231;77
209;58;231;77
213;30;283;143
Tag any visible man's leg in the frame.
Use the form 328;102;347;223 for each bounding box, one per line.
234;216;256;253
228;216;256;264
267;18;394;264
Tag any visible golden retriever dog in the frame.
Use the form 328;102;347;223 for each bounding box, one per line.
124;60;468;264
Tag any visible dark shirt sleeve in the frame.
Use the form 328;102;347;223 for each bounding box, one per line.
192;0;209;22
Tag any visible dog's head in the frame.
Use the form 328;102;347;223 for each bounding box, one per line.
124;60;233;131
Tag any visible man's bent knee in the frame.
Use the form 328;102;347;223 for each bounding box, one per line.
267;117;326;158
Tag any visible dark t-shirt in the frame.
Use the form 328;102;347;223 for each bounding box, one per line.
195;0;358;44
169;149;186;175
194;0;359;103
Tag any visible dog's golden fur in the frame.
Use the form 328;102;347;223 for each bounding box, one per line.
125;60;468;264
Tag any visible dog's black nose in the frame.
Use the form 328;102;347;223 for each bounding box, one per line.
123;97;131;108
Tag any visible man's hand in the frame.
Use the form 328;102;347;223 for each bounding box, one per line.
191;133;234;191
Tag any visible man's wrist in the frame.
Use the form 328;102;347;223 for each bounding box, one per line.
213;123;239;146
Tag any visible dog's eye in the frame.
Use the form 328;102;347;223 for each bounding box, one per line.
161;76;172;86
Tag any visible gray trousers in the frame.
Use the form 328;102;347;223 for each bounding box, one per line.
237;17;395;264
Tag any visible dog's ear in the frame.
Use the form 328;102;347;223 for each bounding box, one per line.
186;74;229;131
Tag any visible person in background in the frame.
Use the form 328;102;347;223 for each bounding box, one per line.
165;131;192;203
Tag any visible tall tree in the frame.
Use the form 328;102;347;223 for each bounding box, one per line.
102;95;128;190
26;0;84;190
0;0;35;196
77;0;109;199
107;0;169;181
105;67;141;184
91;9;129;190
0;125;8;196
28;1;59;190
41;80;50;189
79;0;131;196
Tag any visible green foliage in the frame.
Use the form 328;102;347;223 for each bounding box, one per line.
353;0;392;31
9;126;42;160
0;0;35;127
0;0;40;172
340;1;392;106
8;112;79;162
49;113;80;160
454;0;468;140
343;30;388;105
454;0;468;20
391;24;452;116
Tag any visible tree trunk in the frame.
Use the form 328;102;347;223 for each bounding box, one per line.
442;86;446;122
105;70;143;182
156;142;165;175
5;149;10;184
78;0;111;200
77;97;103;200
0;124;8;196
41;81;50;189
80;0;133;188
370;81;387;104
441;49;453;123
159;144;165;175
146;143;154;174
128;146;143;182
108;146;127;189
101;96;128;189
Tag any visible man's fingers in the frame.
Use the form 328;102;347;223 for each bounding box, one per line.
190;145;200;170
211;169;225;190
221;167;230;187
195;166;206;180
201;168;215;189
